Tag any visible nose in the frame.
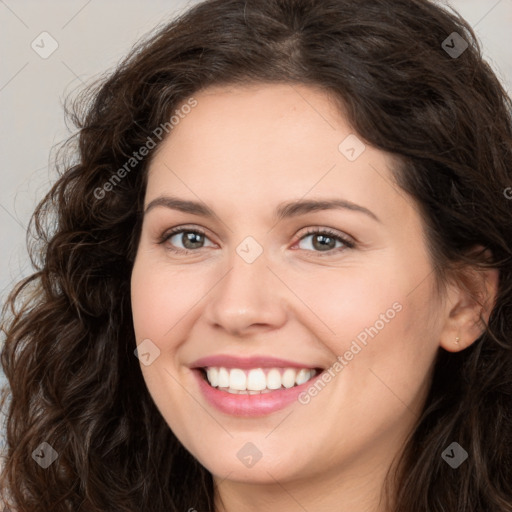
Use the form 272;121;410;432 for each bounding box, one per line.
204;249;288;338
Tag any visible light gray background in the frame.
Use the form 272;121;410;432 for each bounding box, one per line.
0;0;511;391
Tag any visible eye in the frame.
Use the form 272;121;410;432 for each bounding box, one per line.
158;226;355;256
159;226;215;253
295;228;355;255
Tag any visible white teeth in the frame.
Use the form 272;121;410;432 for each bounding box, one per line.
206;367;219;387
229;369;247;390
218;367;230;388
295;368;311;386
267;368;282;390
282;368;296;388
204;366;317;392
247;368;267;390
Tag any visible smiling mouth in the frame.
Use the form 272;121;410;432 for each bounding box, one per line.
199;366;321;394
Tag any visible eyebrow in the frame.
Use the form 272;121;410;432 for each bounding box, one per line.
144;195;381;223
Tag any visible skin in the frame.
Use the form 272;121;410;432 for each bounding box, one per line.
130;83;498;512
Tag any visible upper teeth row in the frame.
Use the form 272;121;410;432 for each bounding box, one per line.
205;367;316;391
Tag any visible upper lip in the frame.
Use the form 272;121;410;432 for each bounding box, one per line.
190;354;323;370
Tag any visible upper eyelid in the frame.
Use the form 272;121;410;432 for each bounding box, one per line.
299;227;354;242
163;225;210;239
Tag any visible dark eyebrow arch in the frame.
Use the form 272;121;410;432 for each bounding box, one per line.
144;196;380;223
275;198;380;223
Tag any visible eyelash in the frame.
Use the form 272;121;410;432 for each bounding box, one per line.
158;225;355;257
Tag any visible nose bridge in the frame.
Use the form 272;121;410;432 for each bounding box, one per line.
205;241;287;334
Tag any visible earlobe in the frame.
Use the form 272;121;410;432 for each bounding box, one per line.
438;262;499;353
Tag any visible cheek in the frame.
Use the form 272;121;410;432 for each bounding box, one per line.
286;260;406;349
297;257;440;394
130;259;205;436
130;257;212;340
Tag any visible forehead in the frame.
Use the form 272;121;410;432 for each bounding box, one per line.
163;82;349;160
146;83;408;226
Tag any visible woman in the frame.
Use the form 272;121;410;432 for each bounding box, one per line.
1;0;511;510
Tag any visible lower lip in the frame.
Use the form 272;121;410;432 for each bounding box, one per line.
192;369;322;417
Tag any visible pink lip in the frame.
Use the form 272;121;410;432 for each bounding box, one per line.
190;354;320;370
191;367;323;417
190;354;324;417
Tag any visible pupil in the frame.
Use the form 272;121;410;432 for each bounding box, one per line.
313;234;335;251
183;232;204;249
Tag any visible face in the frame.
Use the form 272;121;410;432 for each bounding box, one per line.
130;83;448;487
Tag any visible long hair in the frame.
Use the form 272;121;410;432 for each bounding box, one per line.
1;0;511;510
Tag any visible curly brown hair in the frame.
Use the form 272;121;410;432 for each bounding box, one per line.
1;0;512;510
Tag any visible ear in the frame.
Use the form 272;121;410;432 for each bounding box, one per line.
439;249;499;353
